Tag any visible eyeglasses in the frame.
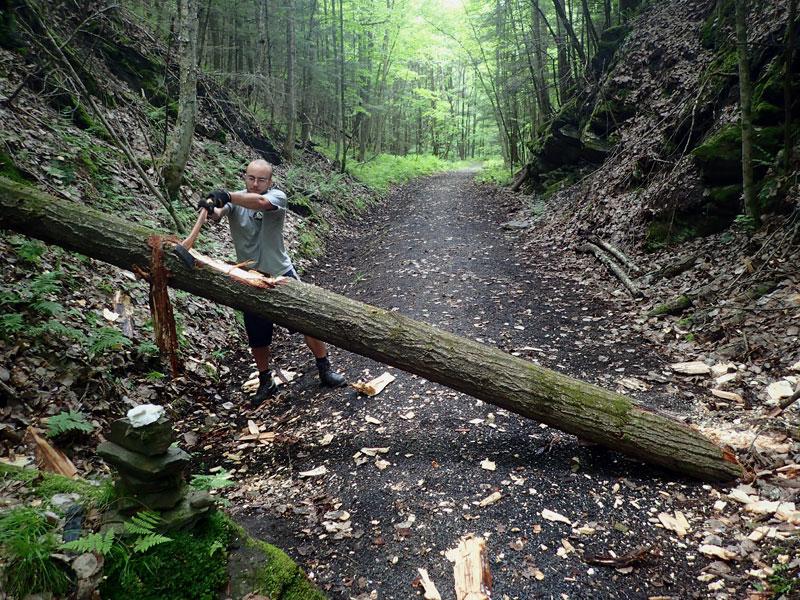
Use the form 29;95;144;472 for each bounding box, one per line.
245;175;270;184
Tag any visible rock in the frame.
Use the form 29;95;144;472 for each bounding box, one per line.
97;441;189;480
158;491;216;532
115;479;187;511
71;553;102;579
117;471;185;494
107;416;174;456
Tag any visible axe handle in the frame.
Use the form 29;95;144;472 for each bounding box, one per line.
180;209;208;251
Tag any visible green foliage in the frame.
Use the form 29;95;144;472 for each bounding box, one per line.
100;512;231;600
345;152;464;192
8;234;46;263
474;158;512;186
125;512;172;553
45;409;95;438
190;469;237;490
61;529;116;555
0;312;25;337
88;326;133;355
0;507;71;598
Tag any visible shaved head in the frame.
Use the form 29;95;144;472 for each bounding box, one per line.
247;159;273;178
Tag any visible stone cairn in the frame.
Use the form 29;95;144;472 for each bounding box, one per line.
97;408;214;531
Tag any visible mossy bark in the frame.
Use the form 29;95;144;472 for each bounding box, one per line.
0;177;743;482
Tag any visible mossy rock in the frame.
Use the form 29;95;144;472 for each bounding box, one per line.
692;124;783;185
0;151;32;184
592;25;630;73
645;213;733;250
704;184;742;215
226;521;328;600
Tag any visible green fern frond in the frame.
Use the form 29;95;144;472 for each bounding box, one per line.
60;529;115;555
0;313;25;335
30;320;85;341
30;300;64;316
29;271;61;297
88;326;131;355
45;410;95;438
132;533;172;554
190;469;236;490
124;511;161;536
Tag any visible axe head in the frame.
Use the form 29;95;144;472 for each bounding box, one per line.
173;244;195;268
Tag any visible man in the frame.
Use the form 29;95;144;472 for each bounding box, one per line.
200;159;346;407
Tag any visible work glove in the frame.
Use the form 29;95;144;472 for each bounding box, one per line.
198;190;231;213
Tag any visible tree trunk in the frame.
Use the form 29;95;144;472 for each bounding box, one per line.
282;0;297;162
0;177;743;483
552;0;587;66
784;0;796;172
735;0;758;221
162;0;199;204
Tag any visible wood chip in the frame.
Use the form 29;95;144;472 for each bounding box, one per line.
298;465;328;477
658;511;690;537
698;544;737;561
350;372;396;396
710;389;744;403
445;535;492;600
247;420;260;436
541;508;571;525
670;361;711;375
478;492;502;507
24;427;77;478
480;459;496;471
416;568;442;600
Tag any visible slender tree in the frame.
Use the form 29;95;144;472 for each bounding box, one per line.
735;0;758;222
784;0;796;171
283;0;298;161
162;0;199;204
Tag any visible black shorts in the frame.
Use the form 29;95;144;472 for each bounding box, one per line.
242;268;299;347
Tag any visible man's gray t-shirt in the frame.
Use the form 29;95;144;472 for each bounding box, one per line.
226;188;292;277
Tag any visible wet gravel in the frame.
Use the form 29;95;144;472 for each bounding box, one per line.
227;171;733;600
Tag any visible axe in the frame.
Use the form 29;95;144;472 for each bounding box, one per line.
173;208;208;268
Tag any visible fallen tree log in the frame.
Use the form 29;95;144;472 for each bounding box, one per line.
0;177;742;481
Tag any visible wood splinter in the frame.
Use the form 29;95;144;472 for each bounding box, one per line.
446;535;492;600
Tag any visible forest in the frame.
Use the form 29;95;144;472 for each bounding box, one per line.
0;0;799;599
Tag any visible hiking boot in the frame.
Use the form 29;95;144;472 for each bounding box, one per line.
316;356;346;388
250;370;277;407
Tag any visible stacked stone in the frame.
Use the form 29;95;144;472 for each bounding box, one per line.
97;415;214;531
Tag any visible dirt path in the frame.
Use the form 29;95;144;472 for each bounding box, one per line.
228;172;725;600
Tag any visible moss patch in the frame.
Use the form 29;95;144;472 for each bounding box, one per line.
100;511;231;600
226;521;327;600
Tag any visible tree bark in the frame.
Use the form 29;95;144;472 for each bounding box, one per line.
784;0;796;172
282;0;297;162
735;0;758;221
0;177;743;483
162;0;199;204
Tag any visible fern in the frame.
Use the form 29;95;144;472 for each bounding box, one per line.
0;313;25;336
190;469;236;490
88;326;131;355
124;511;161;536
132;532;172;554
61;529;115;555
28;271;61;297
30;320;85;342
30;300;64;316
123;511;171;554
45;410;95;438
